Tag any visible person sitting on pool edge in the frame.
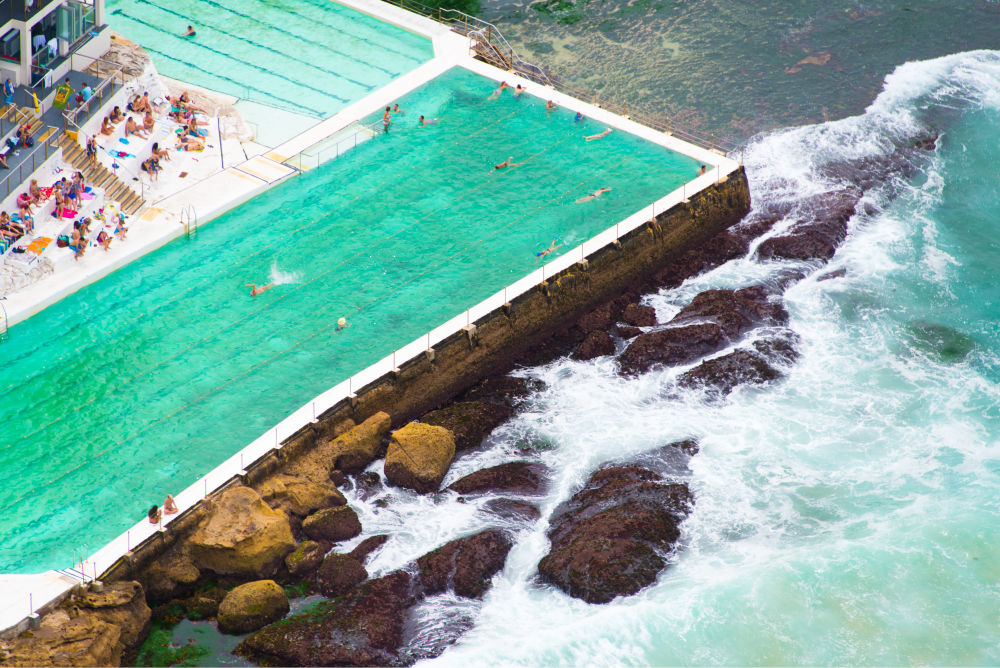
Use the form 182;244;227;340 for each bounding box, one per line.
148;505;161;524
163;494;178;515
576;187;611;203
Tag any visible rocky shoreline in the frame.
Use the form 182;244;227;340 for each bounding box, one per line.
0;129;939;667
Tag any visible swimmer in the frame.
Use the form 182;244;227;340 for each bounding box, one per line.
585;128;612;141
697;164;707;175
514;84;525;97
575;187;611;203
246;282;274;296
337;316;351;330
183;25;196;37
488;81;511;100
574;111;584;123
535;238;562;261
418;115;439;126
392;103;403;115
545;100;556;113
490;156;526;172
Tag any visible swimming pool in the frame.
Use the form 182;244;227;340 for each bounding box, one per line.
105;0;433;117
0;66;701;573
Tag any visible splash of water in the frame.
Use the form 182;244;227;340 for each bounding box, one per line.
268;260;302;286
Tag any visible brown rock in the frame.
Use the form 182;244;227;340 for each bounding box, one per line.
678;349;782;394
419;401;511;451
616;325;643;339
416;530;513;599
302;505;362;543
315;553;368;597
348;534;390;564
384;422;456;493
238;571;415;666
618;322;729;374
622;303;657;327
572;330;615;360
448;462;549;496
331;411;392;474
189;486;296;578
481;498;542;522
284;540;328;578
142;549;200;605
258;473;345;517
461;375;537;406
217;580;290;634
576;303;614;333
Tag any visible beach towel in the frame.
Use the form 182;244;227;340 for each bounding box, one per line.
119;138;129;145
61;208;78;219
80;192;95;201
113;150;135;158
39;186;53;200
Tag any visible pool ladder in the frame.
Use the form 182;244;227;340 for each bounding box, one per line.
180;204;199;238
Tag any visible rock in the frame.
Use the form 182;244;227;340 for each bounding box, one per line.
622;303;657;327
652;227;751;289
302;506;362;543
538;466;692;604
817;267;847;281
576;303;614;333
348;534;391;564
618;288;788;375
678;349;782;394
756;188;860;263
329;469;347;486
284;540;328;578
238;571;414;667
419;401;511;451
753;332;801;366
3;582;151;666
416;530;513;599
315;553;368;597
448;462;549;496
615;325;643;339
331;411;392;474
258;473;345;517
572;330;615;360
354;471;383;500
461;375;537;406
189;486;296;578
217;580;290;634
384;422;456;493
481;498;542;522
142;550;200;605
184;595;219;620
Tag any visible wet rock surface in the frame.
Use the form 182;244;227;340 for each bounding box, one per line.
447;462;549;496
284;540;329;578
572;330;615;360
217;580;289;635
481;498;542;522
384;422;456;493
315;553;368;598
678;349;782;394
419;401;512;451
416;529;513;599
538;465;693;603
302;505;363;543
348;534;391;564
331;411;392;474
756;187;860;262
238;571;415;667
622;303;657;327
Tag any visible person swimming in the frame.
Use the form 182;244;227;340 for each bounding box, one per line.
585;128;612;141
418;115;439;126
183;25;196;37
491;156;527;172
514;84;526;97
246;283;274;296
697;164;707;175
535;238;562;260
574;111;584;123
576;187;611;203
337;316;351;330
546;100;557;113
488;81;511;100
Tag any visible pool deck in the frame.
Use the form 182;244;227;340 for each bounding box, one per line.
0;0;739;639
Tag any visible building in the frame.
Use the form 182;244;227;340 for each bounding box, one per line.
0;0;107;90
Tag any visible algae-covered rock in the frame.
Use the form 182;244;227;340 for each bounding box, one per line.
622;303;656;327
217;580;289;634
348;534;390;564
384;422;456;493
315;553;368;597
302;505;362;542
331;411;392;474
258;473;345;517
238;571;414;666
448;462;549;496
416;530;512;599
572;330;615;360
142;550;200;605
284;540;328;578
419;401;511;451
184;595;219;620
188;486;296;578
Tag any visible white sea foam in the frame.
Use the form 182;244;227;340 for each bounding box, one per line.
268;260;302;285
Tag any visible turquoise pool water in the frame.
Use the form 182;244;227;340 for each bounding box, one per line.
0;66;701;573
105;0;433;117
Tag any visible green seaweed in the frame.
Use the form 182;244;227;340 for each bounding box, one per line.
284;580;310;599
135;620;210;667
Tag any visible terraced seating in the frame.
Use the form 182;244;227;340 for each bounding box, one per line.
57;133;145;215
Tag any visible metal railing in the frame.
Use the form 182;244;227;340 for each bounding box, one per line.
180;204;198;236
61;59;126;132
382;0;737;153
289;119;381;171
0;126;59;199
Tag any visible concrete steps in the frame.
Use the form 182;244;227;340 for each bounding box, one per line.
57;133;145;216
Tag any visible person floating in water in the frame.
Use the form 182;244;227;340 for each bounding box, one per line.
488;81;511;100
491;156;527;173
246;282;274;297
697;164;707;175
535;238;562;261
576;187;611;203
337;317;351;331
418;115;439;126
585;128;612;141
182;25;196;37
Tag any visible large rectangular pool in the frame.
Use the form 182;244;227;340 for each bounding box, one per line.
0;66;701;573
